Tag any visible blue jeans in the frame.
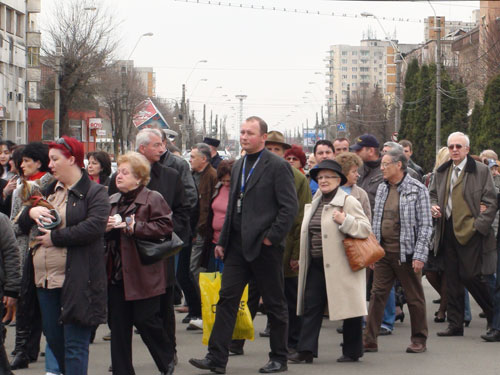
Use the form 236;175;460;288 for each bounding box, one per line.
464;289;472;322
37;288;92;375
381;286;396;331
45;344;61;374
491;245;500;330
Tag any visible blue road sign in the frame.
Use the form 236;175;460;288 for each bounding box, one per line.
337;123;346;131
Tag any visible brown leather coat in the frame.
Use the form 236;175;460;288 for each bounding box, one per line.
108;187;173;301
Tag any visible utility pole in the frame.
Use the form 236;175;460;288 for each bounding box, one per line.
181;84;187;151
435;16;442;155
203;104;206;136
235;94;247;155
121;66;128;151
54;44;62;139
395;52;402;133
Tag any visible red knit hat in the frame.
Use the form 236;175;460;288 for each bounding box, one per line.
284;145;306;168
49;136;85;168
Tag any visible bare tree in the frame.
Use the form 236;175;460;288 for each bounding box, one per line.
99;67;147;158
43;0;119;137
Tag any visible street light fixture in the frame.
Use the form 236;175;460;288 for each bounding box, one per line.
185;59;208;85
127;32;154;62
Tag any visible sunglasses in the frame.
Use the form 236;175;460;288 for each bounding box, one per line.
56;138;73;153
286;156;299;161
448;144;463;150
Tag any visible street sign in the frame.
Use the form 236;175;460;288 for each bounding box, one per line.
89;118;102;129
337;123;346;131
391;132;398;142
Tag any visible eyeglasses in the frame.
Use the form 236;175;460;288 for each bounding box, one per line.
381;161;396;168
317;175;340;181
448;144;463;150
56;138;73;153
286;156;299;162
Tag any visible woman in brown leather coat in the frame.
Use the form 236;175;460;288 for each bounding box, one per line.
106;151;174;375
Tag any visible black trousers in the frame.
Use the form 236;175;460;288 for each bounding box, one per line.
444;218;493;329
176;241;201;317
14;251;42;361
297;258;363;359
109;285;171;375
0;292;14;373
207;235;289;366
160;286;176;358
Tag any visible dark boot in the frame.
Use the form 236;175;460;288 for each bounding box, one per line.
0;344;14;375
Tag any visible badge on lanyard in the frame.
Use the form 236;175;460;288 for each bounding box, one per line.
238;151;263;214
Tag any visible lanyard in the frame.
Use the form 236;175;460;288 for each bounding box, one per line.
240;150;263;194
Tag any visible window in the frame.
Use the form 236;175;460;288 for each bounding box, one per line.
352;67;357;72
27;47;40;67
342;59;348;64
361;50;369;56
15;12;23;37
342;82;346;87
361;75;369;80
342;51;348;56
342;74;347;79
352;83;357;87
361;59;368;64
352;75;357;79
42;120;55;141
352;51;357;56
0;6;4;30
6;8;13;34
342;67;347;71
360;67;370;72
352;59;357;64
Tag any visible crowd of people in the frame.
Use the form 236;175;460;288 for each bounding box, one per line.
0;118;498;375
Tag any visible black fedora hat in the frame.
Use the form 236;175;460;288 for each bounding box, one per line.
310;159;347;186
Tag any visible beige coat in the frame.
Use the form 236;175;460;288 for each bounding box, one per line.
297;188;371;321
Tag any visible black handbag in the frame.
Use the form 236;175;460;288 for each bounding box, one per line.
135;232;184;265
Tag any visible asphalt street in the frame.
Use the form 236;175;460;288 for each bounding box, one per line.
7;280;500;375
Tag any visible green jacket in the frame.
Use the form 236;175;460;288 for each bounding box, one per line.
284;168;312;277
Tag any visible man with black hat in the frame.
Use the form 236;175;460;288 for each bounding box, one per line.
204;137;223;169
351;134;383;215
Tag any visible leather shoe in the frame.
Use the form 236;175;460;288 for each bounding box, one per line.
336;326;343;334
406;342;427;353
378;327;392;336
337;355;359;362
161;360;175;375
288;351;313;363
259;328;270;338
228;346;244;356
437;327;463;337
363;342;378;352
10;353;30;370
481;328;500;342
189;358;226;374
259;360;287;373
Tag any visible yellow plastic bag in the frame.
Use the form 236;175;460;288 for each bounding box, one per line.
200;272;254;345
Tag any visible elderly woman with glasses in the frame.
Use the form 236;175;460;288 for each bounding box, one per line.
289;159;371;364
17;136;110;375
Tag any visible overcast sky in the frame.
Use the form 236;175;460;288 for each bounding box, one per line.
40;0;479;138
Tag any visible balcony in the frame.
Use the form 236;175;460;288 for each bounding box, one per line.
26;31;41;47
27;0;41;13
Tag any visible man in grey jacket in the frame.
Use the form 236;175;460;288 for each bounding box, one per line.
0;213;21;374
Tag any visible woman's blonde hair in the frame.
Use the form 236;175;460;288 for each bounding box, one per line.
434;147;450;171
117;152;151;186
335;152;363;177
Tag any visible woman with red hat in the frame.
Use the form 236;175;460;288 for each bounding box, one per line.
17;135;110;375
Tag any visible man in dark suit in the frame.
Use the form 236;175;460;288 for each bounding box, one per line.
430;131;497;339
189;116;298;374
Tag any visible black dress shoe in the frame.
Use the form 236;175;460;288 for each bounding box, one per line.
336;326;343;334
259;360;288;373
182;314;194;324
161;360;175;375
189;357;226;374
337;355;359;362
228;346;244;356
437;327;463;337
481;328;500;342
288;351;313;363
259;328;270;337
10;353;30;370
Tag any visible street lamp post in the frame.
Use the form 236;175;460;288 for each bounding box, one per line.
235;94;247;155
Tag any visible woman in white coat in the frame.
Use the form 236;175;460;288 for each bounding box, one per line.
289;159;372;364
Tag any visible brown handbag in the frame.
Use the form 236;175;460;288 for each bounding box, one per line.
343;233;385;272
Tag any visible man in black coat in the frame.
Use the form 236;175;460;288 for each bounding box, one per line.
0;213;20;374
204;137;223;169
189;116;298;374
